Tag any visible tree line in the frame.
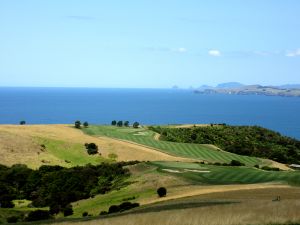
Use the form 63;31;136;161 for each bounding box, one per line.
111;120;140;128
0;162;138;221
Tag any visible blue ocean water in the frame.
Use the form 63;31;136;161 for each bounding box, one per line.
0;87;300;139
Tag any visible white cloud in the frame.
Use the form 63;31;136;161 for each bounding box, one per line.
208;49;221;57
286;49;300;57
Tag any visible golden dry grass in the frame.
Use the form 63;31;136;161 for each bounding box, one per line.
48;196;300;225
0;125;191;168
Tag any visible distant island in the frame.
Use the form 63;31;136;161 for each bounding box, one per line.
194;82;300;97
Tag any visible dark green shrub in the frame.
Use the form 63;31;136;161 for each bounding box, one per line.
49;204;60;215
85;143;99;155
124;121;129;127
83;122;89;128
119;202;140;212
157;187;167;197
230;160;245;166
117;121;123;127
0;200;15;208
6;216;20;223
63;204;73;217
111;120;117;126
108;205;120;214
25;210;52;222
99;211;108;215
82;212;88;217
261;166;280;171
19;121;26;125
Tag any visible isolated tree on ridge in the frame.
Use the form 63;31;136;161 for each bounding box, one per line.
74;120;81;129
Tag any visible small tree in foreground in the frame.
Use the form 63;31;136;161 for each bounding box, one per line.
20;121;26;125
133;122;139;129
124;121;129;127
111;120;117;126
85;143;99;155
83;121;89;128
157;187;167;197
74;120;81;129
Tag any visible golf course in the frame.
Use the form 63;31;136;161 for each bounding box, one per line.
0;123;299;225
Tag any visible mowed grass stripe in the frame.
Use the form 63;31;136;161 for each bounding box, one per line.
83;126;261;165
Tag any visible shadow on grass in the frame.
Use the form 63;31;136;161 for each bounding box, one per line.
13;200;236;225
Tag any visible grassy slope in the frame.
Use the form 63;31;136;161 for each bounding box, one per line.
36;137;107;167
0;200;48;224
151;161;300;185
83;126;261;166
38;188;300;225
68;158;300;218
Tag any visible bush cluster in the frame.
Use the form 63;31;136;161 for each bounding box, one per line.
100;201;140;215
85;143;99;155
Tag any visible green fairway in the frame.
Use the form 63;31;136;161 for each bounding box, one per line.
150;161;300;186
83;126;261;166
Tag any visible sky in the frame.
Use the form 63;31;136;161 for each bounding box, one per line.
0;0;300;88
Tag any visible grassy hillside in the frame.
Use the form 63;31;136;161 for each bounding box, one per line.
0;124;299;225
0;125;187;168
150;125;300;164
151;161;300;185
36;138;106;167
83;126;261;166
37;187;300;225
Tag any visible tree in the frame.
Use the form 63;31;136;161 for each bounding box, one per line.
117;121;123;127
85;143;99;155
83;122;89;128
19;121;26;125
63;204;73;217
111;120;117;126
230;160;245;166
74;120;81;129
49;204;60;215
133;122;139;129
25;210;52;222
124;121;129;127
157;187;167;197
108;205;120;214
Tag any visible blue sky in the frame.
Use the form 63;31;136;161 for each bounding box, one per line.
0;0;300;88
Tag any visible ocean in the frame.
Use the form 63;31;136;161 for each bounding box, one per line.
0;87;300;139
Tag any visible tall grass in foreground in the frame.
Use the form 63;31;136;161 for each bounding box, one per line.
49;200;300;225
